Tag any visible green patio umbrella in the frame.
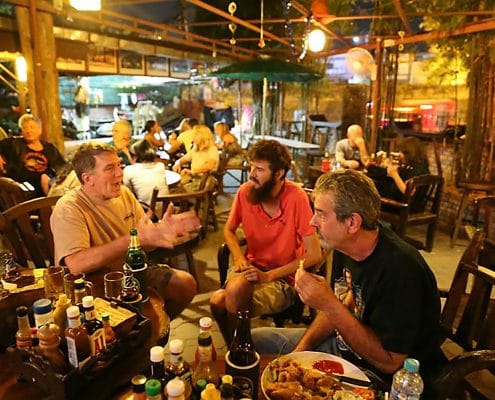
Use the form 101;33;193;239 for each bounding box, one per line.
211;58;323;135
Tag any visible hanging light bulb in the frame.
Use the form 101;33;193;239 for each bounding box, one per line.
307;28;326;52
70;0;101;11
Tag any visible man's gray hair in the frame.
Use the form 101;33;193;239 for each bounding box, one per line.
72;142;116;182
313;169;381;230
18;113;41;128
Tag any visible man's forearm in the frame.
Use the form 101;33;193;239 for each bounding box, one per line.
295;311;335;351
64;235;130;274
224;224;244;261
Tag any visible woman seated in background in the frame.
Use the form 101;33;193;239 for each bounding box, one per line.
143;120;164;149
213;121;243;167
123;139;168;206
381;136;430;200
173;125;219;191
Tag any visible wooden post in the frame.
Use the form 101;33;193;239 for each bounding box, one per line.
370;38;383;153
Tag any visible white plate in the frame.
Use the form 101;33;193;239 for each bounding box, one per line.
261;351;370;399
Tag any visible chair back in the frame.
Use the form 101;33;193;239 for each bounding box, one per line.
470;195;495;240
0;177;37;212
0;196;61;268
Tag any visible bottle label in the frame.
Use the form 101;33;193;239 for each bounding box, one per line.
89;328;106;356
66;336;79;368
198;345;212;362
16;338;31;348
390;389;420;400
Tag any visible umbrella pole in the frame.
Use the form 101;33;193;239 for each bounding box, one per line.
262;76;267;136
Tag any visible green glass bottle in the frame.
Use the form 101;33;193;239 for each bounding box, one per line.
125;228;148;301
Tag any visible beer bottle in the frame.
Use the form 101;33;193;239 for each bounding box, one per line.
229;310;256;366
82;295;106;356
194;317;216;364
15;306;31;348
65;305;91;368
192;332;219;387
125;228;148;301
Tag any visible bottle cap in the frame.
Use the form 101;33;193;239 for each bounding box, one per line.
169;338;184;353
196;379;207;391
145;379;162;397
150;345;164;363
16;305;28;317
131;375;147;393
130;228;138;236
33;299;52;314
221;375;233;385
101;312;110;322
199;317;213;329
166;377;185;397
404;358;420;373
57;294;69;304
66;305;80;318
82;295;94;308
74;279;85;290
198;332;212;346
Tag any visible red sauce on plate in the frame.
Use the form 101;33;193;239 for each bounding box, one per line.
312;359;344;375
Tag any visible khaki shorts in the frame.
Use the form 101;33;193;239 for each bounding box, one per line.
227;267;297;316
148;263;174;297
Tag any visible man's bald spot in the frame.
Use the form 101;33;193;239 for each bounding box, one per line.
347;124;363;140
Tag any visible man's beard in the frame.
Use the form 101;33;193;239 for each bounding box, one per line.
317;229;331;251
247;174;277;204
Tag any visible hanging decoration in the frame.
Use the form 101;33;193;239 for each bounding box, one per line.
282;0;297;56
258;0;265;48
298;16;313;61
397;30;405;51
228;2;237;45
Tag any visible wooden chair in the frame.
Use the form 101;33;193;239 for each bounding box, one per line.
0;177;37;212
215;150;250;194
305;116;333;166
0;196;61;268
431;231;495;399
380;174;443;252
462;195;495;242
148;176;216;283
282;120;304;141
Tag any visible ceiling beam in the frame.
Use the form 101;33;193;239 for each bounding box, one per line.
391;0;413;34
105;0;175;6
184;0;289;47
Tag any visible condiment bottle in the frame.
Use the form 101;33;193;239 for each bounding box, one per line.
73;278;87;321
82;295;106;356
145;379;162;400
200;383;220;400
192;379;207;400
131;375;147;400
15;306;31;348
194;317;216;363
53;293;71;337
192;333;219;387
101;312;116;344
166;339;192;384
33;298;54;328
125;228;148;301
38;323;67;373
149;345;168;388
65;305;91;368
166;377;186;400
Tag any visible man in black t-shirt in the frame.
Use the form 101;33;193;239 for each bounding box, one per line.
252;170;444;389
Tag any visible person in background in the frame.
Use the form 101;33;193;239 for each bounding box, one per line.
50;142;198;319
335;124;370;169
172;125;219;192
384;137;430;200
143;120;164;149
214;121;243;167
124;139;169;206
111;119;134;167
252;170;444;391
167;118;198;156
0;113;66;196
210;140;322;345
47;161;79;197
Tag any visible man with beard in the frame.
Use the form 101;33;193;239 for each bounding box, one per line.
251;170;444;392
210;140;321;344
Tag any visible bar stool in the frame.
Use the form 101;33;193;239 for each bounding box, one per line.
450;181;495;247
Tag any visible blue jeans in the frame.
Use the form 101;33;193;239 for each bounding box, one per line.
252;327;342;356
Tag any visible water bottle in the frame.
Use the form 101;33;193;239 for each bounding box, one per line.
390;358;424;399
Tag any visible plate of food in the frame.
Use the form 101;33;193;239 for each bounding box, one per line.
261;351;376;400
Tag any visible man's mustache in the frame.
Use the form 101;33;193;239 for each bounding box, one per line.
250;177;259;184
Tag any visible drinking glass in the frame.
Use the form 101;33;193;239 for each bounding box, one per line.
0;250;12;300
63;272;91;303
104;271;125;300
44;266;65;304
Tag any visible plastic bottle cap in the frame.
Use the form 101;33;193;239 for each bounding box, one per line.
196;379;207;390
101;312;110;322
150;345;164;362
16;306;28;317
66;305;81;318
198;332;212;346
166;378;185;396
199;317;213;329
33;298;52;314
131;375;147;393
57;294;69;303
82;295;94;308
221;375;233;385
404;358;420;373
169;339;184;353
74;279;85;289
145;379;162;397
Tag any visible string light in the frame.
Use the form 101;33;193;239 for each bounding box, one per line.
307;28;326;52
70;0;101;11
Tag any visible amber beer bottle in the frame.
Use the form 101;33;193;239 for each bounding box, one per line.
229;310;256;366
125;228;148;301
82;295;106;356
